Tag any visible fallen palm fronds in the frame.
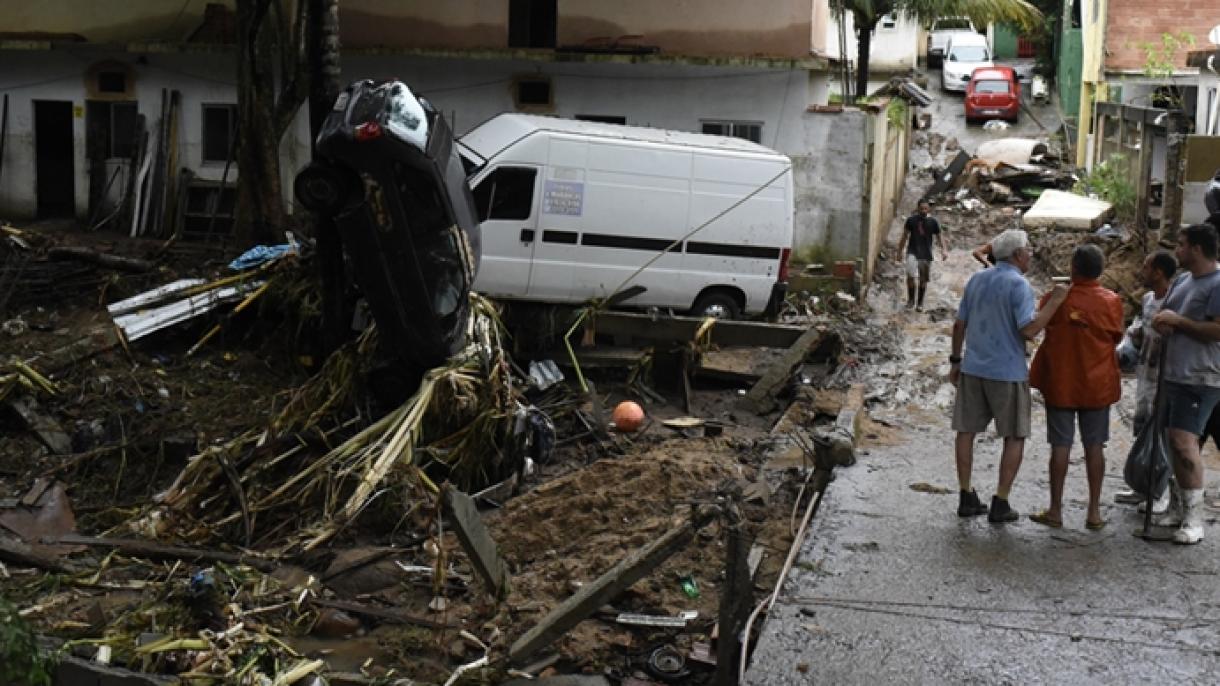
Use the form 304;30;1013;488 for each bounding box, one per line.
0;359;57;403
132;294;530;556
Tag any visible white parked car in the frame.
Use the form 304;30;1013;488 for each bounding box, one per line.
941;33;993;93
927;17;976;66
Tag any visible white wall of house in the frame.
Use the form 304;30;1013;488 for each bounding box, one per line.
824;12;921;77
0;47;310;222
346;54;843;251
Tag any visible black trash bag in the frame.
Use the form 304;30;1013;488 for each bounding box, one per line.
1123;416;1171;499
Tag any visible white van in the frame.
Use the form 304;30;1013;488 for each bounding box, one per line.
458;114;794;319
941;33;993;92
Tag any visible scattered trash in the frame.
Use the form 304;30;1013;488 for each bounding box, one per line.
1095;223;1122;239
1023;189;1115;231
976;138;1049;166
614;610;698;628
2;317;26;337
646;645;690;682
982;119;1011;132
228;243;294;271
679;574;700;599
529;359;564;390
909;482;953;494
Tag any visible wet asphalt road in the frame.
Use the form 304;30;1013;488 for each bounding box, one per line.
745;72;1220;684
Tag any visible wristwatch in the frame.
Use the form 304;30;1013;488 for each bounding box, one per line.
948;354;962;364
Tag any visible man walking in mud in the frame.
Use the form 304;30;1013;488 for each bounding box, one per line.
1028;245;1124;530
1149;224;1220;545
896;200;948;311
949;229;1067;522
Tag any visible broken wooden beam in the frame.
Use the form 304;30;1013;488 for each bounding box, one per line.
6;395;72;454
714;522;753;686
739;327;828;415
443;488;510;598
589;312;809;349
48;246;154;273
825;384;864;467
0;534;74;573
309;598;456;630
508;506;719;664
47;534;278;572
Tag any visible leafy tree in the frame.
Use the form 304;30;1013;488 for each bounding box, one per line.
837;0;1043;100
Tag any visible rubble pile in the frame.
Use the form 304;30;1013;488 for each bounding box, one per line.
0;222;857;684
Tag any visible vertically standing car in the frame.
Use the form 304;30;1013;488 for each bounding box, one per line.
295;80;482;369
965;67;1021;124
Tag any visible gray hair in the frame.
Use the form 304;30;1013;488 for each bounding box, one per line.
992;229;1030;261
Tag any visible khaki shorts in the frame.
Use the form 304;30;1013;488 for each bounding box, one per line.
904;254;931;280
952;373;1031;438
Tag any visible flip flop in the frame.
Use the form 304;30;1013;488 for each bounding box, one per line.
1029;510;1063;528
1086;518;1107;531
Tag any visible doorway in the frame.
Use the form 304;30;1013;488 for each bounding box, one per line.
34;100;75;217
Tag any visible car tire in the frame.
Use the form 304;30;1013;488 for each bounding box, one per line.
294;163;361;215
690;291;742;320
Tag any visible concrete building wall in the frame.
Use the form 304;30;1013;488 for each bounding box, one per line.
825;12;922;74
0;47;309;221
6;1;826;57
336;0;823;57
1104;0;1213;73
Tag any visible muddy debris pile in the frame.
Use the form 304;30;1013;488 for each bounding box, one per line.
0;223;861;685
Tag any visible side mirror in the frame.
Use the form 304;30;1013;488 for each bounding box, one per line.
948;54;956;62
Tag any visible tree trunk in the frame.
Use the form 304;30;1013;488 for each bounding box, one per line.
854;22;874;101
234;0;311;247
308;0;348;353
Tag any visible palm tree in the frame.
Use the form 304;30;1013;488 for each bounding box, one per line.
838;0;1042;100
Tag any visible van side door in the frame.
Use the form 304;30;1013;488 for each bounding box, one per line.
469;165;541;298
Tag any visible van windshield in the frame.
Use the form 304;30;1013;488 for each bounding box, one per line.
951;46;989;62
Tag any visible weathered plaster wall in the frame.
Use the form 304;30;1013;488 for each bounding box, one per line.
0;48;308;220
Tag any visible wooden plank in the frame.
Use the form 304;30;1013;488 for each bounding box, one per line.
508;508;716;664
50;534;278;572
590;312;808;349
739;327;828;415
443;488;509;598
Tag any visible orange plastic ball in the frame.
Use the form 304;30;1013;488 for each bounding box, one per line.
612;401;646;432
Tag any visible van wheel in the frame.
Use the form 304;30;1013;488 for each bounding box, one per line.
691;292;741;320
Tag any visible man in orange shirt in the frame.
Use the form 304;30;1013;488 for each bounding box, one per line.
1028;245;1124;529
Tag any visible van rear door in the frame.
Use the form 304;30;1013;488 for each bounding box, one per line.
470;165;542;298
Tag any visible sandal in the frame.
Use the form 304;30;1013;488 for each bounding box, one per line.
1086;518;1107;531
1029;510;1063;528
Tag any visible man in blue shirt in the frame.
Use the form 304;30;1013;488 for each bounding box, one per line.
949;229;1067;522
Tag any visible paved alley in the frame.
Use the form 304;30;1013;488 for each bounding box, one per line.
746;76;1220;685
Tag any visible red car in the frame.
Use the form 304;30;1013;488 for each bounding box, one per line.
965;67;1020;124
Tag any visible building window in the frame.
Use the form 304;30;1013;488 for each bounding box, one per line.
576;115;627;124
472;167;537;222
880;14;897;30
98;71;127;94
86;101;140;159
701;120;763;144
508;0;557;49
514;78;553;109
202;104;238;163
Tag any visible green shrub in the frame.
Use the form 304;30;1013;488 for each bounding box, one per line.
0;596;55;686
1074;154;1136;223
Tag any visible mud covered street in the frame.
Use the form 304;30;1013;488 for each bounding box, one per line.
746;76;1220;684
